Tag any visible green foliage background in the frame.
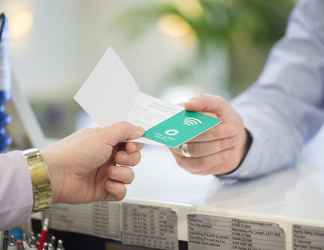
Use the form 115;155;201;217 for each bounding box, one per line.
121;0;296;95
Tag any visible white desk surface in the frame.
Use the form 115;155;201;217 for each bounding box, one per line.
46;129;324;248
127;128;324;226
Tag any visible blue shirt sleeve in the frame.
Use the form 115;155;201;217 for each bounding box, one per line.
221;0;324;180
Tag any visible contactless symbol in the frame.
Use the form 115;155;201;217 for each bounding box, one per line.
164;129;179;136
184;117;202;126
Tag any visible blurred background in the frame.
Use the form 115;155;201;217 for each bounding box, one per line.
0;0;296;139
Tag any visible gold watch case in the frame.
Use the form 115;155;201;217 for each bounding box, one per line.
23;148;53;212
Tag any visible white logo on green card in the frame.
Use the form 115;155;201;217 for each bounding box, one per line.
164;129;179;136
184;117;202;126
144;110;221;148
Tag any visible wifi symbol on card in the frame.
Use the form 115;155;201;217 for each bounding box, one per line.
184;117;202;126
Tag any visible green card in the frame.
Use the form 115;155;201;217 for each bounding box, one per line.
144;110;222;148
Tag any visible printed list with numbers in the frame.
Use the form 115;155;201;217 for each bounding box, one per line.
188;214;285;250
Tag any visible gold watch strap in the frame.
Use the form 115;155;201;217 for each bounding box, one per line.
24;148;53;212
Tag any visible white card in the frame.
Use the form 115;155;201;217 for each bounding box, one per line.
74;48;183;145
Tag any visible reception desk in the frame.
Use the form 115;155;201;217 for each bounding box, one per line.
47;129;324;250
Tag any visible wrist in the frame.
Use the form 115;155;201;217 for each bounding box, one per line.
40;148;62;204
216;128;252;177
241;128;253;163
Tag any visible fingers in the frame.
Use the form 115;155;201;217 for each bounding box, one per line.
125;142;144;154
105;181;127;201
101;151;141;202
170;94;246;177
173;149;233;176
101;122;145;146
115;151;141;166
107;165;135;184
189;123;238;142
172;136;238;158
184;95;242;143
104;165;135;201
185;95;233;120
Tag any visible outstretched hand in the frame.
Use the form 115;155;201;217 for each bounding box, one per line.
41;122;144;203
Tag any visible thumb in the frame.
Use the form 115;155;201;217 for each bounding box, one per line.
102;122;144;146
185;95;233;119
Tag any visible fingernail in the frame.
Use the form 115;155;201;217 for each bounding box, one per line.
135;127;145;136
189;98;200;104
185;100;198;109
119;151;128;161
136;143;144;151
126;143;137;153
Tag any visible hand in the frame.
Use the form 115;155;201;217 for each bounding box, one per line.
41;122;144;203
171;95;249;176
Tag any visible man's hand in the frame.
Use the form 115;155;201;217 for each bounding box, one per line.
41;122;144;204
171;95;249;176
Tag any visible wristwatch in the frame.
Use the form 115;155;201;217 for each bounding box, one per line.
23;148;53;212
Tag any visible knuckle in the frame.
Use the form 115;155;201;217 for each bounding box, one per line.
115;185;127;200
124;168;135;184
174;156;185;167
117;121;130;127
214;140;223;151
226;125;238;136
121;153;140;166
216;137;236;151
210;127;220;138
126;142;140;153
221;138;230;148
229;136;238;146
115;121;132;132
109;167;120;179
187;144;197;157
128;170;135;184
137;143;144;150
218;125;236;138
199;158;211;170
173;149;184;158
220;150;231;163
175;157;193;172
115;152;124;163
214;95;227;105
82;127;103;138
107;167;114;178
133;152;141;165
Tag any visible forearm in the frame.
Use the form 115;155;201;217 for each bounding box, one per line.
224;84;324;179
219;0;324;179
0;151;33;230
